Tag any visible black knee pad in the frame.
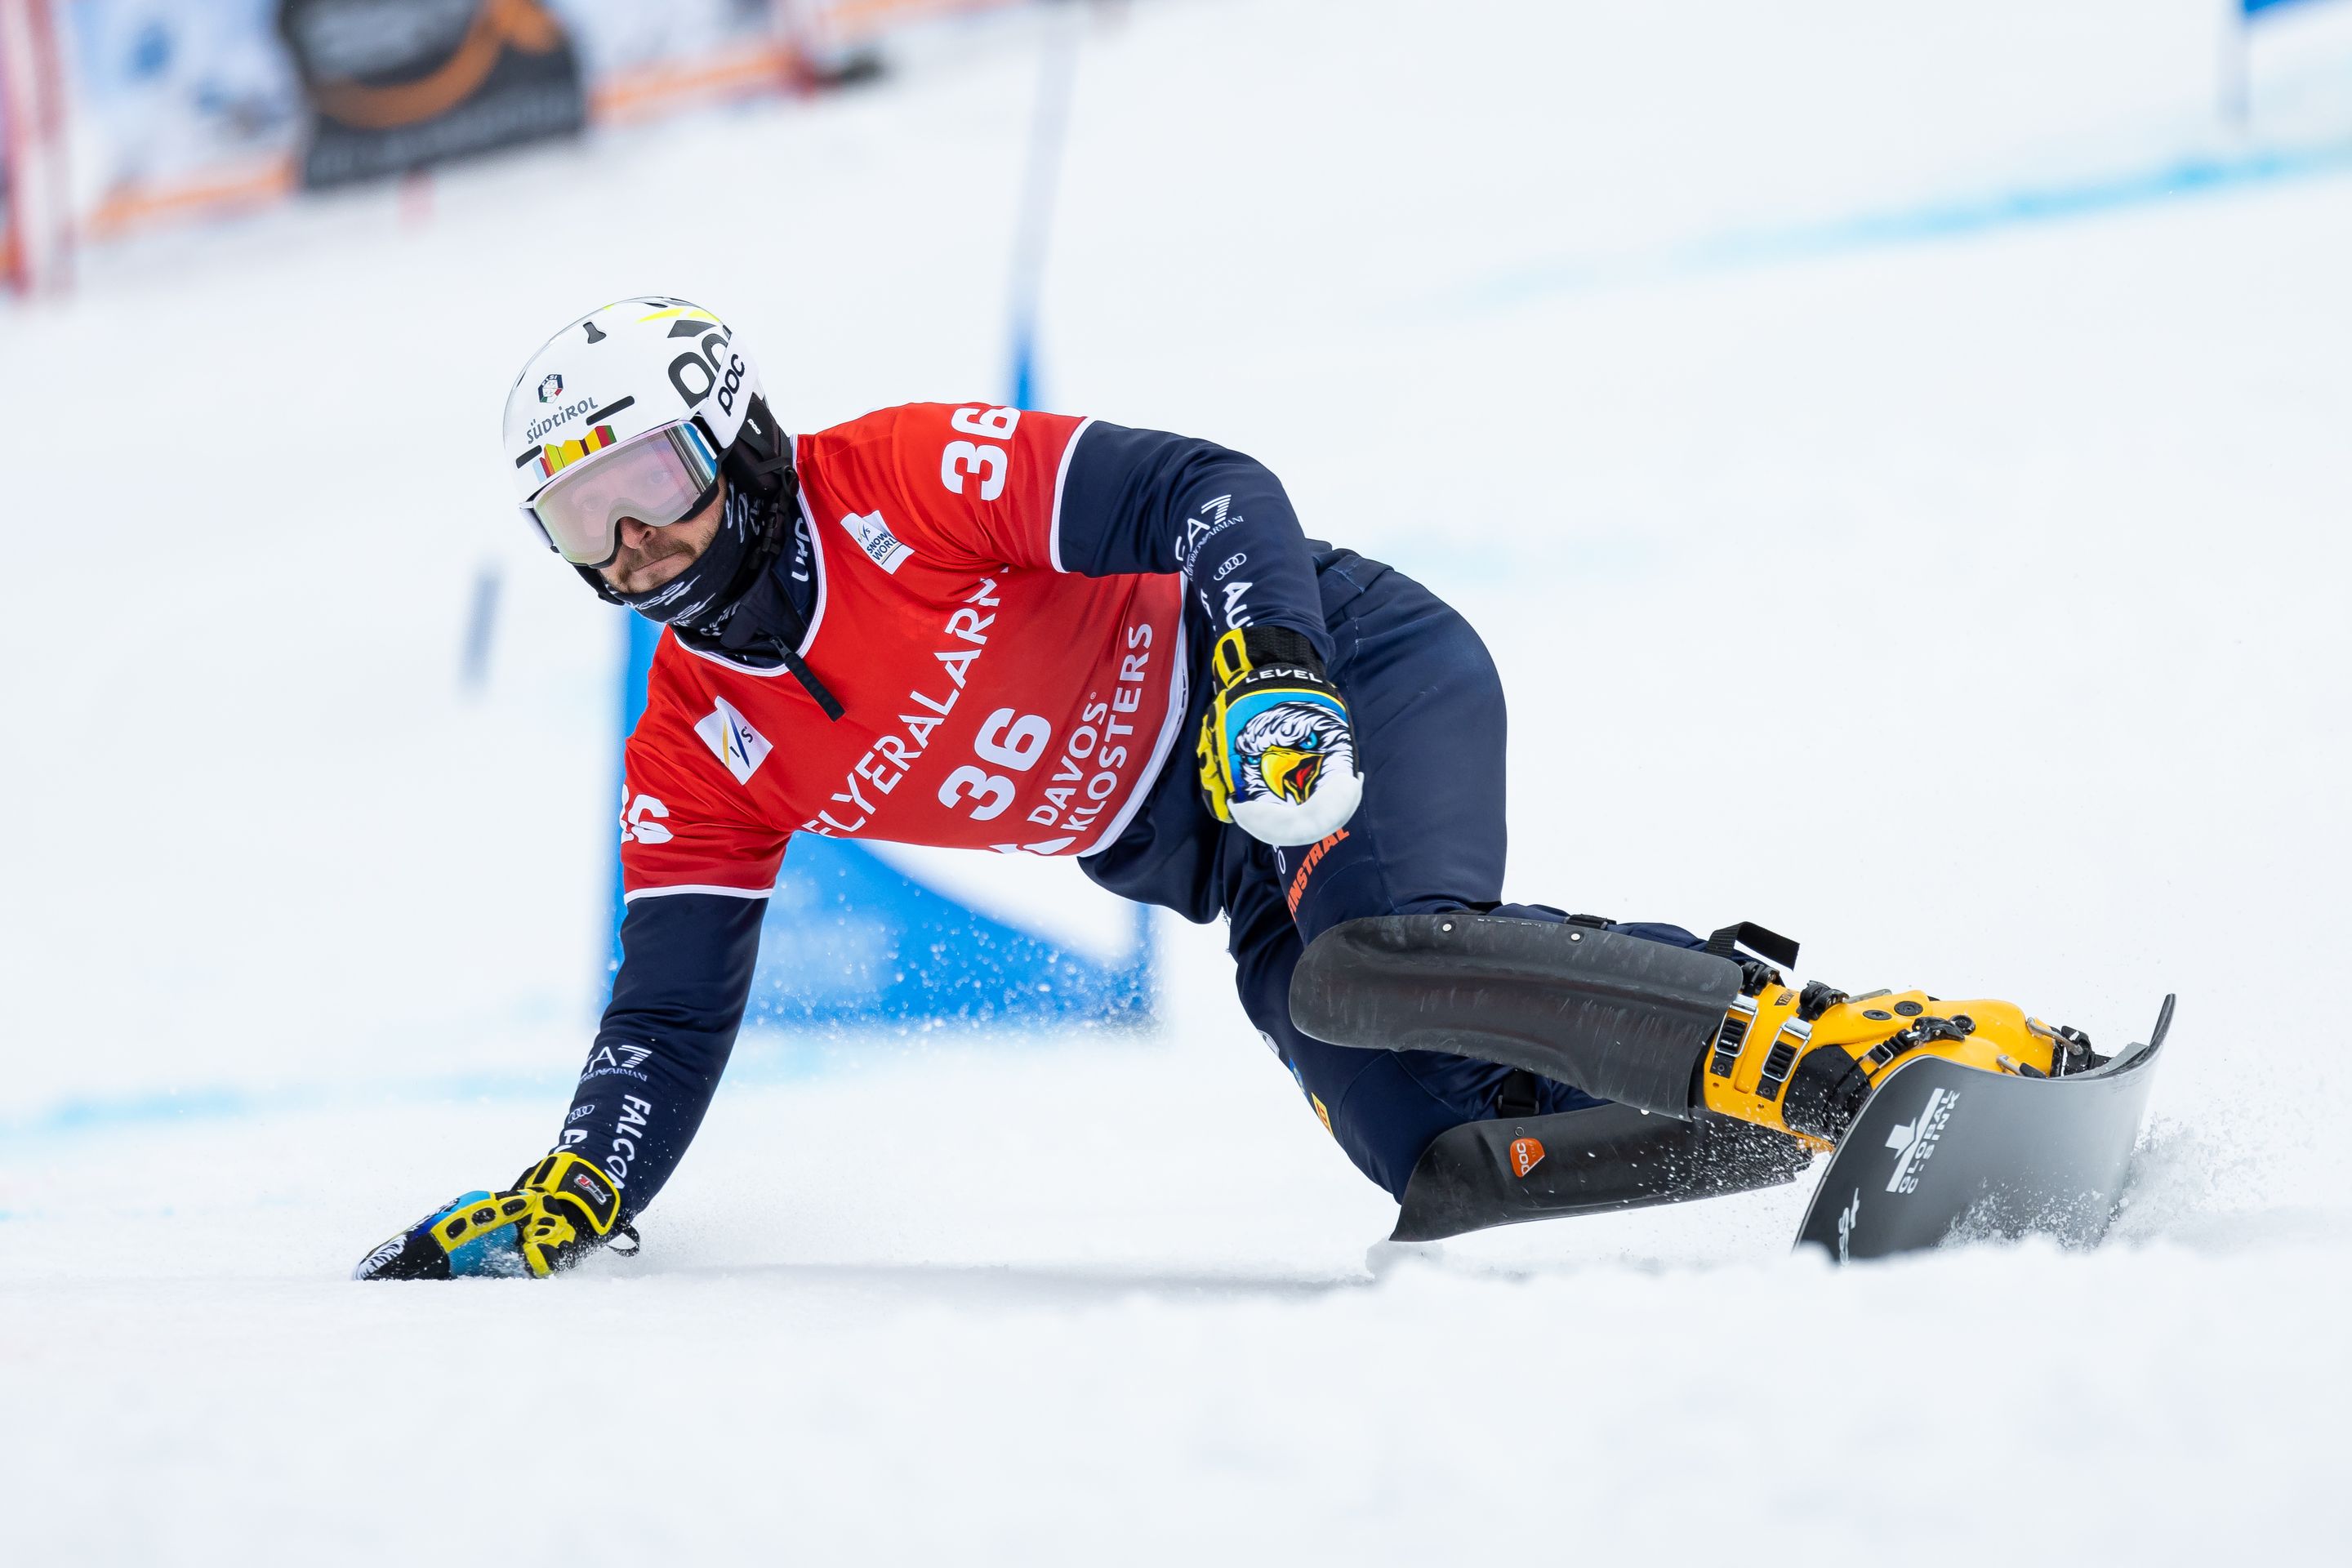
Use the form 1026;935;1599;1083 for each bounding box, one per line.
1287;912;1744;1116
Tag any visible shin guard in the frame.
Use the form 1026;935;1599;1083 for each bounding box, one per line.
1288;913;1742;1117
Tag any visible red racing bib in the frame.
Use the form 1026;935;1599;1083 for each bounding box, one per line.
617;403;1188;900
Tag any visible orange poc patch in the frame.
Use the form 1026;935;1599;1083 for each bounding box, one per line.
1508;1136;1546;1178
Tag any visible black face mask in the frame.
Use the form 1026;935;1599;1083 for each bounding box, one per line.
614;483;773;631
603;415;844;721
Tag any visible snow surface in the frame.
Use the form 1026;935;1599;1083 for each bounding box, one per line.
6;0;2352;1560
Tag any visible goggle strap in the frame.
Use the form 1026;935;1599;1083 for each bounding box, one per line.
519;504;559;555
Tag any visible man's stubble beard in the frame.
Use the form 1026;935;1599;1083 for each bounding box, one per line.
610;531;701;592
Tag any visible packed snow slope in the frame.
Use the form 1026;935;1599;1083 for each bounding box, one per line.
6;1;2352;1561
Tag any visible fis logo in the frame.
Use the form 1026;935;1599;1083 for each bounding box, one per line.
695;697;773;786
1837;1189;1861;1262
537;372;564;403
838;510;914;574
1508;1137;1547;1179
1885;1088;1960;1194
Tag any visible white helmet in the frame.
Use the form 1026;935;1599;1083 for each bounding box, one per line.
501;297;768;569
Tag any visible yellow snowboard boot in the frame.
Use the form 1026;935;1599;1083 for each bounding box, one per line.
1700;978;2101;1148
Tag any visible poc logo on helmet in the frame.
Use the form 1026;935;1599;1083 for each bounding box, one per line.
666;324;746;420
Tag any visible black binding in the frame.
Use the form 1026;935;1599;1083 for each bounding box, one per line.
1392;1103;1812;1243
1704;921;1801;970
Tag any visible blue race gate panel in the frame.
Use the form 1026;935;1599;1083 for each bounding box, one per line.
745;835;1152;1026
610;611;1153;1027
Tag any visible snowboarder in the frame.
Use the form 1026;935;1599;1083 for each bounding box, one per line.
357;299;2105;1279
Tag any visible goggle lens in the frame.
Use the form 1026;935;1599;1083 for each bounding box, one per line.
526;422;721;567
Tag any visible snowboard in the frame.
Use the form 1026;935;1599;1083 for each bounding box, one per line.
1793;995;2172;1263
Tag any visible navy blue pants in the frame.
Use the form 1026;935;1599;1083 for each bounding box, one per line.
1085;550;1701;1200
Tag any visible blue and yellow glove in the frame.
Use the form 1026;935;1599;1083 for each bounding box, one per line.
353;1149;634;1280
1196;626;1363;847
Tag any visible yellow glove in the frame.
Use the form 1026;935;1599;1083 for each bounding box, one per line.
354;1150;631;1280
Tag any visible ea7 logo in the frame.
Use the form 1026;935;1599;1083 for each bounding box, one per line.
1175;494;1235;572
1884;1087;1960;1194
581;1043;653;1078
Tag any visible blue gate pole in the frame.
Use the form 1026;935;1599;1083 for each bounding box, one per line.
608;611;662;991
2222;2;2251;125
2227;0;2338;124
1009;3;1156;1012
1006;2;1085;408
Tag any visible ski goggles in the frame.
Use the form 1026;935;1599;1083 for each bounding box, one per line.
522;419;722;568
